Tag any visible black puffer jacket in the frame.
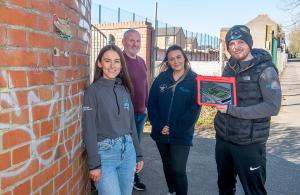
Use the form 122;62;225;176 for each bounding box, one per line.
214;49;278;145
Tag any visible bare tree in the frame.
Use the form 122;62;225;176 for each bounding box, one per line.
289;26;300;54
282;1;300;53
283;0;300;23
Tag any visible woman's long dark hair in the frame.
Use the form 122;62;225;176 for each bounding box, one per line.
159;45;191;88
160;44;190;71
93;44;133;96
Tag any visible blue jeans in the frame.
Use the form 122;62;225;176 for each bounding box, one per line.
134;113;147;141
96;134;136;195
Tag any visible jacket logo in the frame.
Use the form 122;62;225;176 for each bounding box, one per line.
266;81;280;90
242;76;251;81
159;84;168;92
83;106;92;111
179;86;190;93
249;166;260;171
123;98;130;111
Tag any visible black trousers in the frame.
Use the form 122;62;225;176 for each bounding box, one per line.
215;137;267;195
156;142;190;195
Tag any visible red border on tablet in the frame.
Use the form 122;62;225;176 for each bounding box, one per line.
196;75;237;106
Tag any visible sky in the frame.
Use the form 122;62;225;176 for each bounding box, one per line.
91;0;295;37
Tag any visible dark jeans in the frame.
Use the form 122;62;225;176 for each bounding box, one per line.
134;113;147;141
215;138;267;195
156;142;190;195
134;113;147;183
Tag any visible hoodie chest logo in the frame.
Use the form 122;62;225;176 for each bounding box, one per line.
123;98;130;111
159;84;168;92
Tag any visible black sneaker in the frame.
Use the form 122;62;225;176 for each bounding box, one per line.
133;173;146;191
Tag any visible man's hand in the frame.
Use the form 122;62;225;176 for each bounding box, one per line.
161;125;170;135
136;160;144;173
216;105;228;113
89;168;101;182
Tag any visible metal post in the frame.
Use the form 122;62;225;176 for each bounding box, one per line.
219;41;224;73
200;33;203;61
191;32;193;60
99;5;101;23
118;8;120;22
204;34;207;61
214;37;216;60
165;23;167;52
179;28;182;48
210;36;213;61
152;1;158;81
173;27;175;45
133;13;135;21
185;30;188;52
215;37;218;61
195;33;198;61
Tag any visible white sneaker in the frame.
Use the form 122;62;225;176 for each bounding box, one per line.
166;192;176;195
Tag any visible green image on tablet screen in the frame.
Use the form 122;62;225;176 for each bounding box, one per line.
201;81;233;104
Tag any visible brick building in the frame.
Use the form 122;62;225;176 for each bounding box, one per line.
246;14;285;51
0;1;91;194
220;14;285;55
156;27;185;49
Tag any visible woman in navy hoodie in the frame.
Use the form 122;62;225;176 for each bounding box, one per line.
148;45;201;195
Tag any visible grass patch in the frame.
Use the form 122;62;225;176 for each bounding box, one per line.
144;106;217;132
196;106;217;129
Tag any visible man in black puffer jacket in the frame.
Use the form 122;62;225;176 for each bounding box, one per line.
214;25;282;195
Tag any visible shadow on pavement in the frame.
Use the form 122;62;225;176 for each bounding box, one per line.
268;123;300;164
133;131;300;195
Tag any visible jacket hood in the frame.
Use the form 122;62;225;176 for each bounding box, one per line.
251;48;272;65
95;77;123;87
228;48;273;69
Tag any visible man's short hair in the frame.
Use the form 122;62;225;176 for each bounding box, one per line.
123;29;140;40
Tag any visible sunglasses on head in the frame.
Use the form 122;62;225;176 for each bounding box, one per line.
230;30;242;40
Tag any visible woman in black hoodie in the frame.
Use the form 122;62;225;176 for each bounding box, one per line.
148;45;201;195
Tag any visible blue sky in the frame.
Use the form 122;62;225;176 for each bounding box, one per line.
92;0;294;37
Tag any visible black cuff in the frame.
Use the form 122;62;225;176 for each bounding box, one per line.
89;165;101;171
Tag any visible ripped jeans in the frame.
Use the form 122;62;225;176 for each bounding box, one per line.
96;134;136;195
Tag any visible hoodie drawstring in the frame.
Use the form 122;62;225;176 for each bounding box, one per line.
113;84;120;115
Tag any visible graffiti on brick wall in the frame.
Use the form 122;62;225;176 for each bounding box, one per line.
0;71;83;178
0;0;91;179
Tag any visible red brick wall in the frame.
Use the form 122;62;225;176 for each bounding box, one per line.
0;1;90;194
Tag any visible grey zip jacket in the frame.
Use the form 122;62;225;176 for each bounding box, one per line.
82;78;143;170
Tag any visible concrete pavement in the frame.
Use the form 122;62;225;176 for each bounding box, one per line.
133;60;300;195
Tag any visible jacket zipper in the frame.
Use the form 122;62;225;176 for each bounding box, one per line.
250;120;254;142
166;86;176;143
167;87;176;125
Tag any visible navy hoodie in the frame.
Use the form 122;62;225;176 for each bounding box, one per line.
148;68;201;146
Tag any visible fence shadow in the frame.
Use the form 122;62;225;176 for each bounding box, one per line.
268;123;300;164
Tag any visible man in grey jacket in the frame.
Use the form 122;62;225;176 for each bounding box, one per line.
214;25;281;195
